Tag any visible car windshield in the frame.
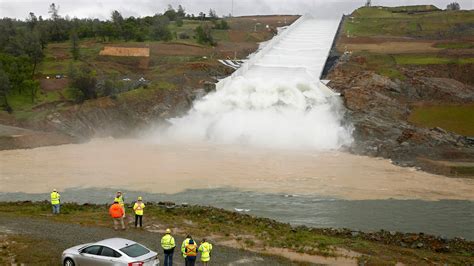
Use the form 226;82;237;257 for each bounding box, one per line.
119;244;150;258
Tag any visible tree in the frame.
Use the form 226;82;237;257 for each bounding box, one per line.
48;3;60;21
164;5;177;21
70;30;80;60
0;66;12;112
26;12;38;30
69;64;97;101
198;12;206;21
36;16;49;49
0;54;32;92
150;16;172;41
213;19;230;30
0;18;16;51
23;79;40;103
24;31;44;78
0;53;38;104
176;17;183;27
209;9;218;20
123;19;137;41
5;29;44;79
446;2;460;10
177;5;186;18
195;24;216;46
48;3;68;42
111;10;124;38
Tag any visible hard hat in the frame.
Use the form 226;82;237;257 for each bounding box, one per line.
53;189;57;192
138;196;142;201
165;228;171;234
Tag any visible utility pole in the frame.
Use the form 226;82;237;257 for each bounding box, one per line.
231;0;234;17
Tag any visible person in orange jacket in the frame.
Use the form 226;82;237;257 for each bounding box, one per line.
109;200;125;230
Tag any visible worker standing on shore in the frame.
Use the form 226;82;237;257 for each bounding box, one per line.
161;228;176;266
198;238;213;266
181;234;192;261
132;196;145;228
184;238;198;266
109;200;125;230
50;189;60;214
114;191;125;217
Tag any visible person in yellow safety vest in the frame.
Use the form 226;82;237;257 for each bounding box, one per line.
198;238;213;265
181;235;192;259
161;228;175;266
133;196;145;228
50;189;61;214
184;239;197;266
114;191;125;217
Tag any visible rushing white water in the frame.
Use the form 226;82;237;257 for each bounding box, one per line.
165;16;353;150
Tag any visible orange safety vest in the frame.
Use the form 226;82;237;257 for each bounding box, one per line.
109;203;124;218
185;243;197;257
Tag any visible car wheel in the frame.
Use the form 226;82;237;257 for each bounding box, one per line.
64;258;75;266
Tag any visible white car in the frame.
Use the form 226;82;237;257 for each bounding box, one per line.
62;238;159;266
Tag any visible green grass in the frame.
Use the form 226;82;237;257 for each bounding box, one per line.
211;29;230;42
345;8;474;38
354;52;405;80
7;89;62;110
155;81;177;90
459;58;474;64
388;5;440;13
394;55;474;65
435;42;474;49
115;81;176;104
409;104;474;136
38;59;83;76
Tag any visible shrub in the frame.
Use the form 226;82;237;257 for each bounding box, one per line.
195;24;216;46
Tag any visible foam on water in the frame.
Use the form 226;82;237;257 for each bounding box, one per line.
164;16;353;150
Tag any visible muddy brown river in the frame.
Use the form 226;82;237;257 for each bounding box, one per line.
0;138;473;201
1;138;473;239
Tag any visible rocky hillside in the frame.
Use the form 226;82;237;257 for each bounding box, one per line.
325;6;474;176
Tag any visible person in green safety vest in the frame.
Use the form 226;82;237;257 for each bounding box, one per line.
114;191;125;217
50;189;60;214
133;196;145;228
198;238;213;265
161;228;176;266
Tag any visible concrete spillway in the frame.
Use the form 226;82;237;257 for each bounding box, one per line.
230;16;340;97
165;16;353;150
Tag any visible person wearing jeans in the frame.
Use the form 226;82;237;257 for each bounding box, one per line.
184;239;197;266
161;228;175;266
133;196;145;228
50;189;60;214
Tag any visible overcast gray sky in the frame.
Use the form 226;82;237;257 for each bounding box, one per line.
1;0;473;20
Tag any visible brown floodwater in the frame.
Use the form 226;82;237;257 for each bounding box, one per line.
0;138;473;200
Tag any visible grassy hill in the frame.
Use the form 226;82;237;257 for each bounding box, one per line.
345;6;474;38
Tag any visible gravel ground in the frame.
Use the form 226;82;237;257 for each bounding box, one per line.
0;215;300;266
